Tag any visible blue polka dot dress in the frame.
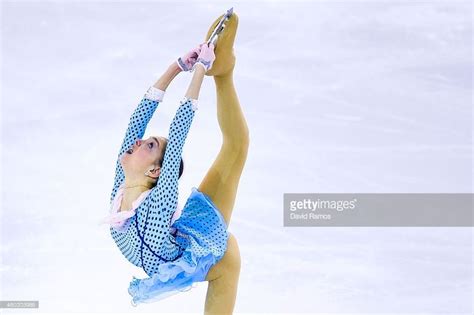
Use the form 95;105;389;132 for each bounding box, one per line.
105;86;229;306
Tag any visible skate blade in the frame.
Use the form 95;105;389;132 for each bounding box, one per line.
206;7;234;46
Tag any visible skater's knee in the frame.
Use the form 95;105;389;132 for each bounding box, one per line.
223;129;249;157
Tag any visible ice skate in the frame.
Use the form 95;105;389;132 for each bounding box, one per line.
204;7;239;77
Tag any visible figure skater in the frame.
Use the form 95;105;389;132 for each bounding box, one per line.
100;12;247;314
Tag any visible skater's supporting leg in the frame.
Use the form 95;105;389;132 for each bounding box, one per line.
204;233;241;314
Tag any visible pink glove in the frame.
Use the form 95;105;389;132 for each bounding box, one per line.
192;42;216;72
176;45;201;72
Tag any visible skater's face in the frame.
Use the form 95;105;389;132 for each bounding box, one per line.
120;136;167;179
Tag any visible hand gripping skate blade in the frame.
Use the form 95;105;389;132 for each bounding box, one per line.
206;7;234;46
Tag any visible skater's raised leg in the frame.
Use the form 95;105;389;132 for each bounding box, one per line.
198;11;248;227
198;70;249;227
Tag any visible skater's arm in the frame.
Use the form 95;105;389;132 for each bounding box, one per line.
143;65;207;254
109;63;185;203
153;62;182;91
184;63;206;99
109;87;163;204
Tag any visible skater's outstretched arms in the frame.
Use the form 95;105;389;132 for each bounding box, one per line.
139;46;216;261
109;63;182;204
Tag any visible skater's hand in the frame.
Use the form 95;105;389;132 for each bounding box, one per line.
192;42;216;72
176;44;201;72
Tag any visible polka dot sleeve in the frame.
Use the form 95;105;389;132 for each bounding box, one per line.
139;97;197;257
109;87;164;205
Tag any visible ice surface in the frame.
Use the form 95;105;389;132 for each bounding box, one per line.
1;0;472;314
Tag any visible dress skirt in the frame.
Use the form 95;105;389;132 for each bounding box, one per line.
128;187;229;306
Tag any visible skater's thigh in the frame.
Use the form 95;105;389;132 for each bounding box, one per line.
205;232;240;282
198;144;248;226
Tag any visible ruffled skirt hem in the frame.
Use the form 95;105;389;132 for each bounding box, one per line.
128;251;217;306
127;187;229;306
